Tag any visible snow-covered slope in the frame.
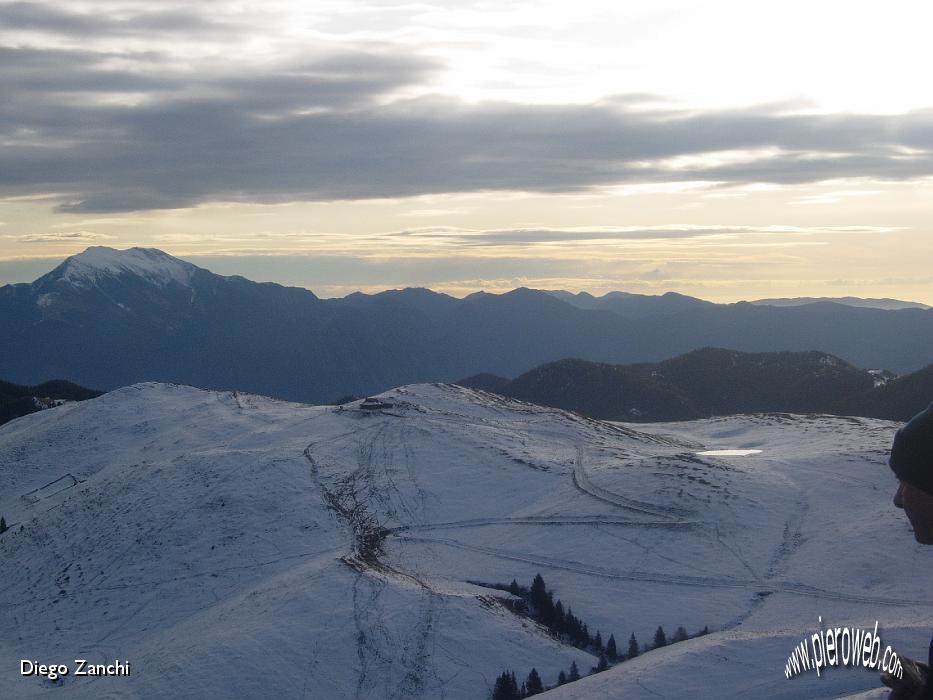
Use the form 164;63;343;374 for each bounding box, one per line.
53;246;197;287
0;383;930;699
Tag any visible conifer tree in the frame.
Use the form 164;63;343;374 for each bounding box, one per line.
593;630;603;652
492;672;511;700
542;591;556;626
576;618;587;647
525;668;544;696
509;579;521;596
653;626;667;649
606;633;618;662
568;661;581;682
0;516;6;534
554;600;565;634
492;671;520;700
530;574;554;623
557;670;567;686
672;626;688;643
627;633;639;659
530;574;547;608
565;607;582;646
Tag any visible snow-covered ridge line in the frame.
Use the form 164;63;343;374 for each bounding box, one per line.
56;246;197;287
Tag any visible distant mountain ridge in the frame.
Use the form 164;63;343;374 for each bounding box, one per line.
457;349;931;422
546;290;929;314
749;296;930;311
2;247;933;403
543;290;717;319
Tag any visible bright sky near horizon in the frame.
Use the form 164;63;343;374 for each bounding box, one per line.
1;0;931;301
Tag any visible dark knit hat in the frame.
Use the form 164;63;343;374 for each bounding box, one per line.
889;402;933;496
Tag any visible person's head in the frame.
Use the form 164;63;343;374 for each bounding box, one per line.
893;480;933;544
890;402;933;544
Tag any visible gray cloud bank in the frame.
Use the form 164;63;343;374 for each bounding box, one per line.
0;1;240;38
1;4;931;212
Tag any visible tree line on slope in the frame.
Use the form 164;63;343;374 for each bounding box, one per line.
487;573;709;698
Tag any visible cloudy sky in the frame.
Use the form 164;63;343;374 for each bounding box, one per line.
1;0;931;301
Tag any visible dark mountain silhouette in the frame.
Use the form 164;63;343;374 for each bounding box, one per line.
544;290;717;319
491;349;877;421
837;364;933;421
454;373;511;393
467;350;933;422
335;287;460;318
0;378;101;426
3;247;933;404
750;296;929;311
548;290;929;315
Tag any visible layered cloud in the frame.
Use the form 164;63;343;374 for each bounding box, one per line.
11;230;116;243
1;1;931;212
0;2;236;37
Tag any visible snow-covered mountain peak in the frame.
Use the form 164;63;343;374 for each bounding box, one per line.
55;246;198;287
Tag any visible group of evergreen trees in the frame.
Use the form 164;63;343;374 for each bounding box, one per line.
491;668;544;700
506;574;615;654
489;573;710;698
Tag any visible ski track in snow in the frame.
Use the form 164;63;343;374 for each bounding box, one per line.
306;418;445;700
393;516;697;532
572;444;692;519
394;533;931;607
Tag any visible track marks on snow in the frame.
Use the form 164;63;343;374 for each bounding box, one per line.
573;445;690;520
396;534;932;607
393;515;697;533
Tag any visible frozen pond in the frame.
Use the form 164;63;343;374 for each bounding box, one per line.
695;449;763;456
